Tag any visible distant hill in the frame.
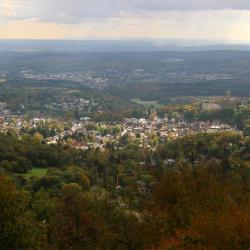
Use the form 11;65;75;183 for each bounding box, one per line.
1;39;250;52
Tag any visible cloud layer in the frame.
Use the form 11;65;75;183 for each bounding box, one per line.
1;0;250;23
0;0;250;41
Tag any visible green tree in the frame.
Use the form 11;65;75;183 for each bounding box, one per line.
0;174;45;249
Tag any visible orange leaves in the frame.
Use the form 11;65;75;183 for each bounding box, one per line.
161;207;250;249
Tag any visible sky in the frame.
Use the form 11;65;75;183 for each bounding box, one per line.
0;0;250;42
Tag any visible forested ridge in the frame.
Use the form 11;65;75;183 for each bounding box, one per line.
1;131;250;249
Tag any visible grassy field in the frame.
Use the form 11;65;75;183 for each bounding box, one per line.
131;99;162;108
22;168;48;178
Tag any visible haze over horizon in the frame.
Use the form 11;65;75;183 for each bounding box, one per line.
1;0;250;42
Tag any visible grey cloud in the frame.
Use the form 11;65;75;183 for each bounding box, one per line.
2;0;250;23
128;0;250;11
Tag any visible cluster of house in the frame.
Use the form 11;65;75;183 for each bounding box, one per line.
0;102;19;130
46;116;235;152
50;97;97;112
165;72;231;83
0;71;7;83
0;105;236;152
0;102;10;115
123;117;234;140
20;71;109;89
46;119;116;151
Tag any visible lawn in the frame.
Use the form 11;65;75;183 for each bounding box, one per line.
131;98;162;108
22;168;48;178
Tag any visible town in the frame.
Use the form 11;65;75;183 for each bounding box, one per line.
0;100;237;152
0;67;233;91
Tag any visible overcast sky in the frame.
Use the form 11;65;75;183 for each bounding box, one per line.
0;0;250;42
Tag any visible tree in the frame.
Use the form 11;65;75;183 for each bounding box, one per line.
0;174;45;249
33;132;44;143
49;183;103;250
